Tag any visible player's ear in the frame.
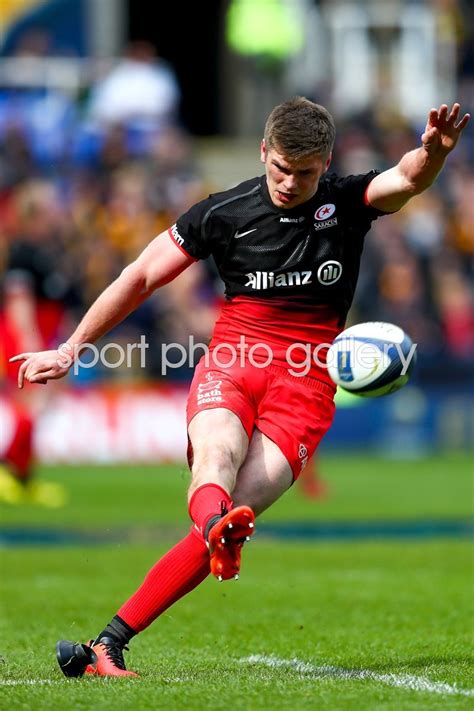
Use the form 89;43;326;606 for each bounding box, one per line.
260;139;266;164
324;152;332;172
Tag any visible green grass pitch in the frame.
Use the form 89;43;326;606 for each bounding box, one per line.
1;453;473;710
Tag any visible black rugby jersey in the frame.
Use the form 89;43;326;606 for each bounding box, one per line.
170;171;386;319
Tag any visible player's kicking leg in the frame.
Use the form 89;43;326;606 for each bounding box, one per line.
187;408;255;581
200;422;293;581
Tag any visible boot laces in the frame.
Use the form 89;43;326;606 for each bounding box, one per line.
99;638;128;670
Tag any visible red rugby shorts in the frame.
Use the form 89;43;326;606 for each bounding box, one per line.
186;357;336;480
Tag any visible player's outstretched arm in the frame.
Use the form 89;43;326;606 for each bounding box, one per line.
366;103;470;213
10;231;194;388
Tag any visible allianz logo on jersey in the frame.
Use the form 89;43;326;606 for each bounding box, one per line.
245;261;343;289
245;270;313;289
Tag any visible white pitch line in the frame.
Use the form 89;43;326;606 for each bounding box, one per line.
242;655;474;698
0;679;54;686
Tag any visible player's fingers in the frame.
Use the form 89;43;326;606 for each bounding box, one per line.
438;104;449;122
422;126;438;144
9;353;31;363
30;369;55;383
447;103;460;123
18;360;29;389
455;113;471;131
427;108;438;126
24;362;42;384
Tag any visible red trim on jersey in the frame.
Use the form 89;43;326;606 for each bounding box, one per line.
363;183;372;206
363;177;395;214
166;228;197;262
208;296;342;385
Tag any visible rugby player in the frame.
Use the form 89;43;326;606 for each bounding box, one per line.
11;98;469;677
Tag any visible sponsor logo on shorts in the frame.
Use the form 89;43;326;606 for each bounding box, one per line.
198;379;222;393
197;379;223;405
298;442;309;471
245;270;312;289
171;223;184;246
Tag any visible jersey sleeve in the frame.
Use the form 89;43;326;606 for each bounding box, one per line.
329;170;387;220
169;197;215;260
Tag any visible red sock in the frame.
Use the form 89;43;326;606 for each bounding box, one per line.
5;410;34;481
117;526;210;632
188;483;233;536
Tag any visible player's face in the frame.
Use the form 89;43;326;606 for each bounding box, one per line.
261;141;331;209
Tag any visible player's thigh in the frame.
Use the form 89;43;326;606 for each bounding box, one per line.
232;428;293;516
188;408;250;496
256;375;336;480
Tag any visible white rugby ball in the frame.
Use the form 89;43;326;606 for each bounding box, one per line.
327;322;417;397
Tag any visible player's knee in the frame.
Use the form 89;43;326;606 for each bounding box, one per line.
188;444;240;497
191;441;241;478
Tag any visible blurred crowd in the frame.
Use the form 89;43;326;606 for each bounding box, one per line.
1;40;473;387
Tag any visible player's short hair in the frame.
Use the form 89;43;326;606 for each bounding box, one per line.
264;97;336;160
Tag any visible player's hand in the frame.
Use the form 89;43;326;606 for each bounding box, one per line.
421;103;470;157
9;348;73;389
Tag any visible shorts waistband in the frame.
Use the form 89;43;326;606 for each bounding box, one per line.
265;363;336;396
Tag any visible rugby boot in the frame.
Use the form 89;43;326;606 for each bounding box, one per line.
56;640;97;678
208;505;255;581
56;637;138;678
84;636;138;677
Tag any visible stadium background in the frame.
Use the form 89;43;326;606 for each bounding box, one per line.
0;1;473;707
1;0;472;462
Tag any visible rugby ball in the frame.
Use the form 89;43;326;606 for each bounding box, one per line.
326;322;416;397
